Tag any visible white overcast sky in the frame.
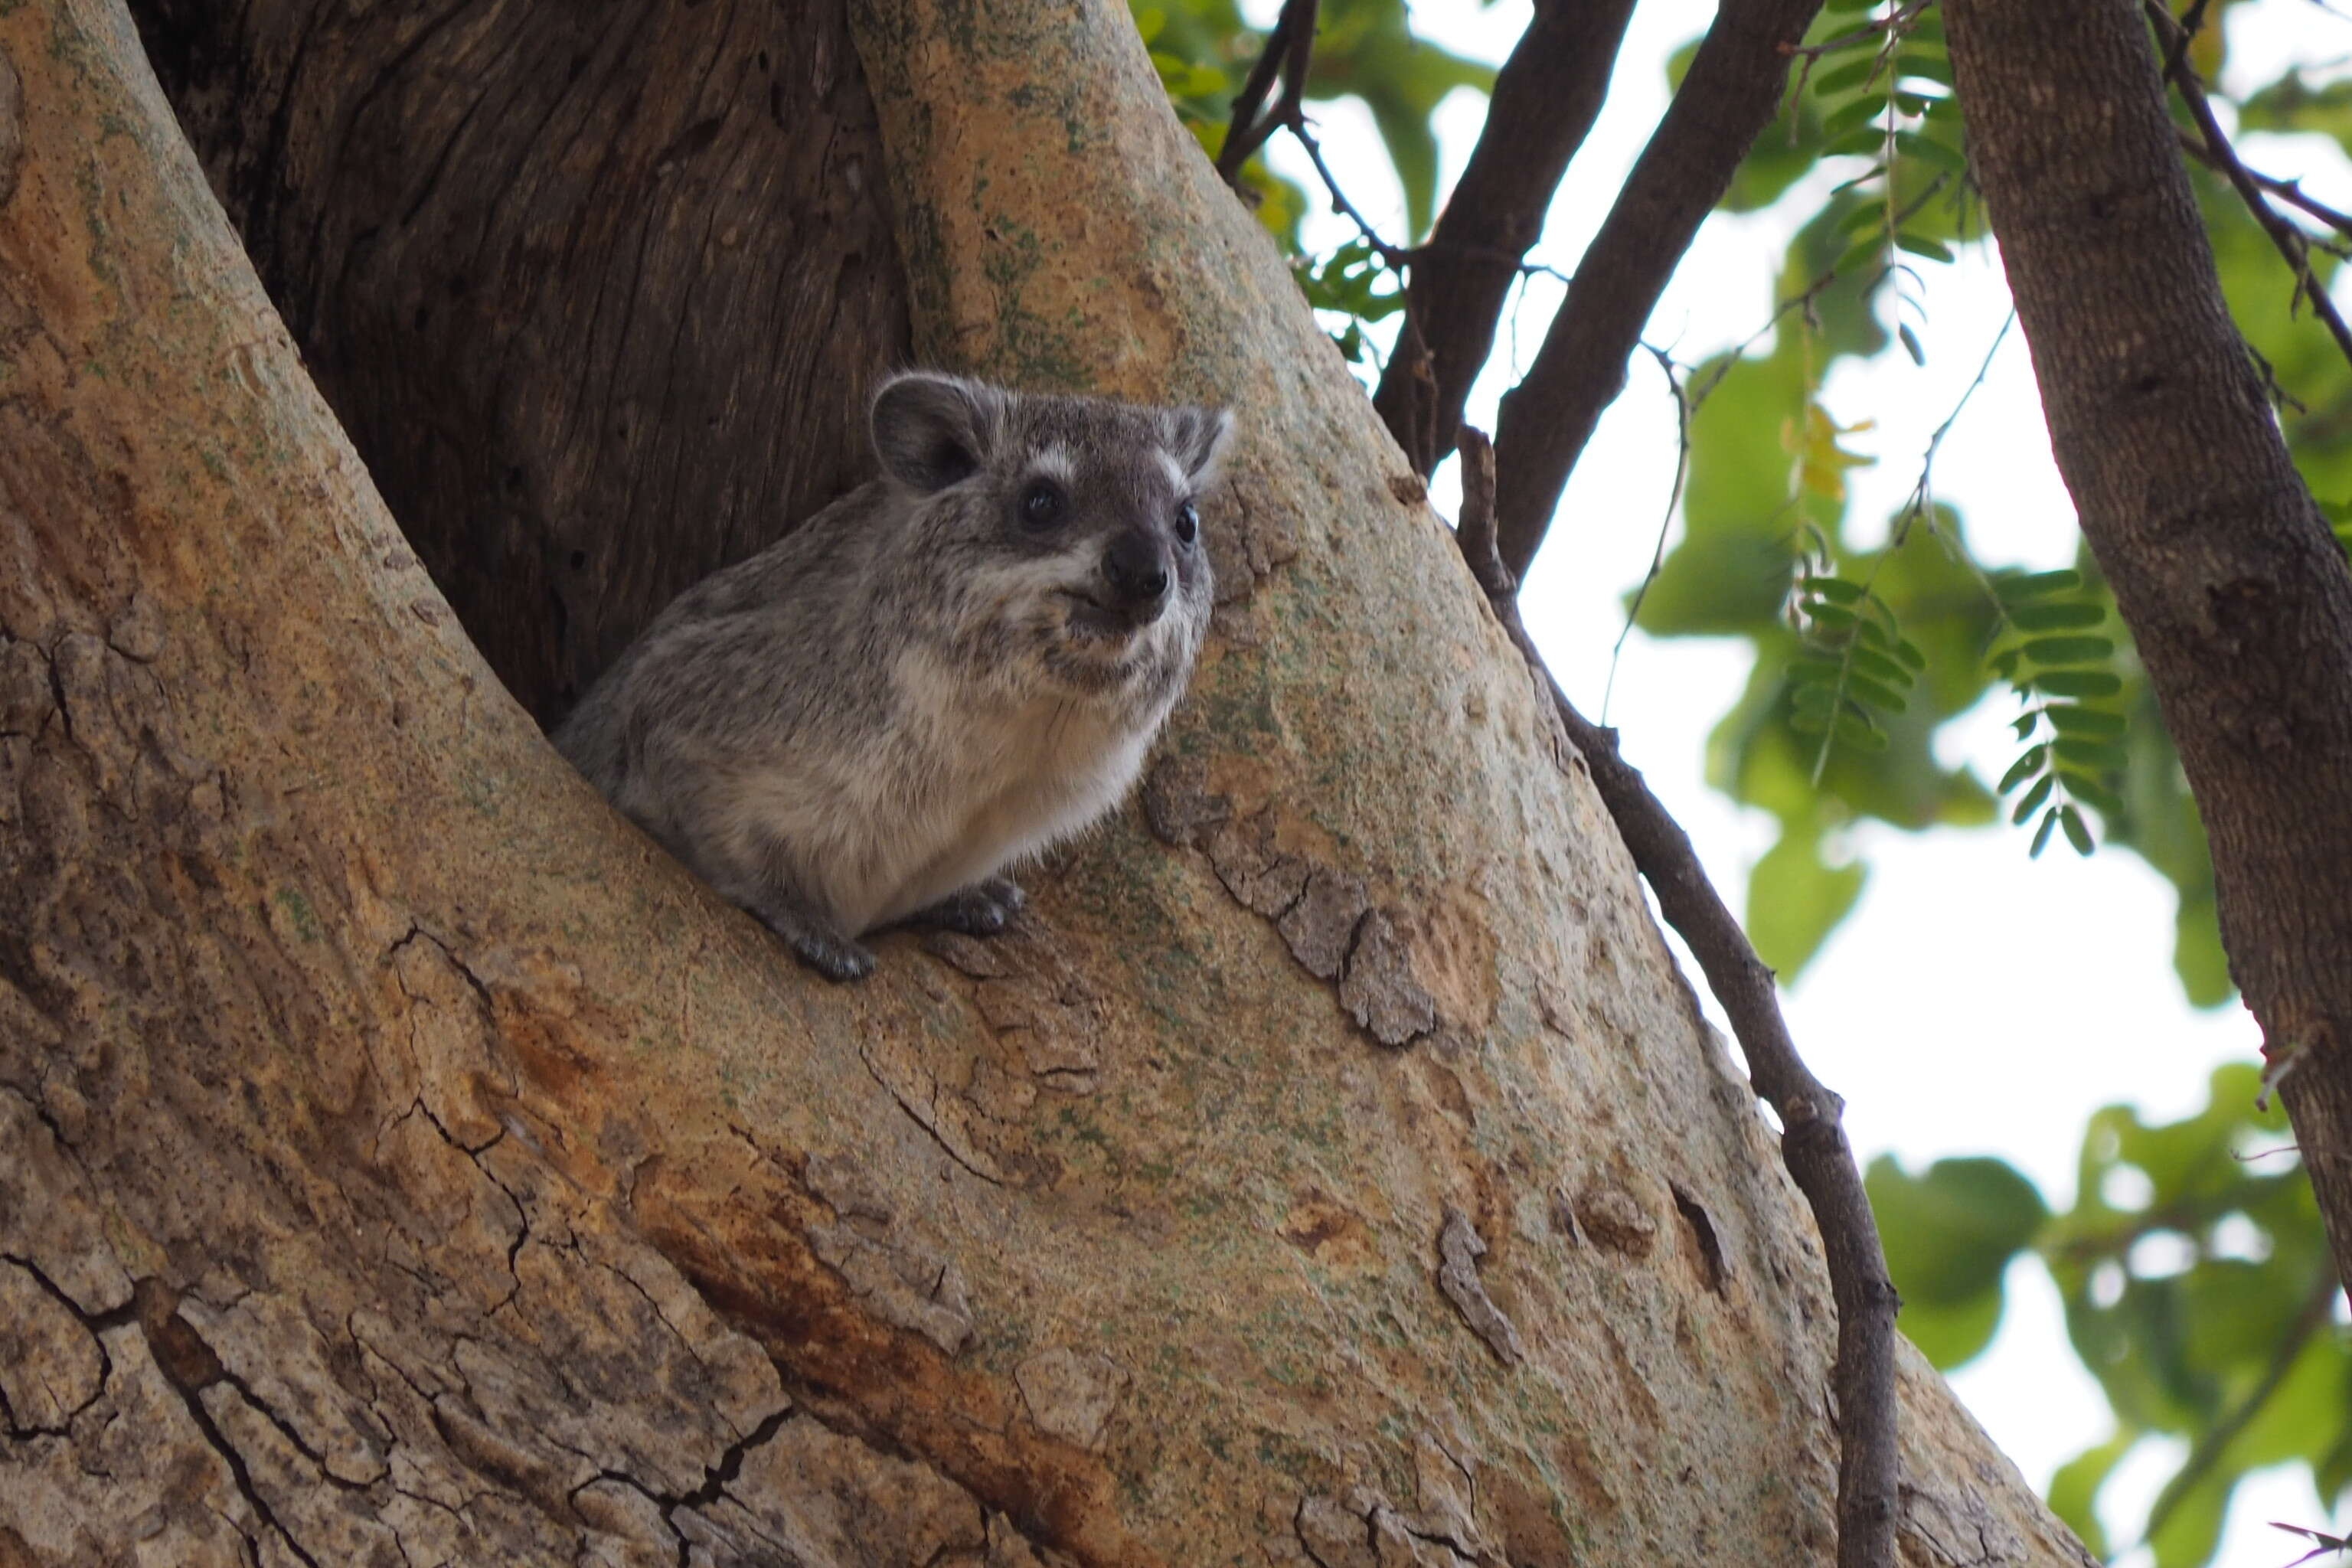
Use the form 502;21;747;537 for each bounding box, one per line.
1250;1;2351;1561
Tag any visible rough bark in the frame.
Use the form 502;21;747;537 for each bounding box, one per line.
128;0;910;722
1945;0;2352;1297
2;0;2096;1563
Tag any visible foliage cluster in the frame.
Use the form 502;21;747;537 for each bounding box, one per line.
1135;0;2350;1559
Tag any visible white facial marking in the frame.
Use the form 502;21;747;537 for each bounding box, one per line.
1028;445;1077;487
1155;448;1188;494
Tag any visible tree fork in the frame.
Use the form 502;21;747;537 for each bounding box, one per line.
1;0;2109;1560
1945;0;2352;1295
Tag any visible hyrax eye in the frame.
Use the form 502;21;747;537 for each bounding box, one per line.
1020;480;1065;530
1174;499;1200;545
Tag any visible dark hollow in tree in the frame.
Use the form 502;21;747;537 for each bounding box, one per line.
132;0;912;723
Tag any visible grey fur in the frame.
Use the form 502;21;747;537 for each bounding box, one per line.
554;371;1231;981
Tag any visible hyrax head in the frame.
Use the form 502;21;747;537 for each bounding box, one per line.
870;371;1231;692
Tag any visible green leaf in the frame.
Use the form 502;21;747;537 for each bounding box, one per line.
2059;804;2094;854
1822;94;1890;139
1803;575;1867;605
1895;130;1968;174
2021;635;2115;666
1826;128;1890;159
2011;773;2055;823
2146;1464;2230;1568
2048;1430;2138;1559
1851;646;1916;688
1893;636;1927;672
2034;669;2125;698
1998;746;2047;794
1812;57;1883;96
1808;601;1860;629
1745;832;1867;978
1846;672;1911;714
1792;681;1839;717
2052;737;2128;770
2030;806;2060;857
1833;707;1891;750
2044;705;2126;737
1997;568;2083;602
1866;1155;2048;1368
1898;322;1925;365
1789;655;1845;685
1896;52;1955;87
1893;230;1955;263
2174;889;2233;1007
2010;601;2105;632
1893;1285;2005;1370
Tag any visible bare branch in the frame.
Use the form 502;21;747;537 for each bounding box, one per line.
1454;431;1900;1568
1217;0;1318;184
1491;0;1829;580
2177;129;2352;243
1370;0;1638;475
2147;2;2352;373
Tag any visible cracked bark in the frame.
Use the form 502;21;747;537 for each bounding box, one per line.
4;0;2095;1563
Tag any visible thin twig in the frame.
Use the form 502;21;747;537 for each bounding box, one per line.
1289;115;1410;266
2177;130;2352;242
2147;2;2352;373
1602;347;1693;724
1782;0;1933;64
1893;310;2014;537
1454;429;1900;1568
2161;0;2216;83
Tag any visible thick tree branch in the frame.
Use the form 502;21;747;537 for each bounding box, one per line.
1370;0;1638;475
1490;0;1827;580
1457;430;1900;1568
1945;0;2352;1296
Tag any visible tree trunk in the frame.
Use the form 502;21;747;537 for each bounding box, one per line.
2;1;2094;1563
1945;0;2352;1298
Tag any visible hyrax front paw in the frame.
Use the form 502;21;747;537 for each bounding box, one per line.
750;899;877;982
916;877;1027;937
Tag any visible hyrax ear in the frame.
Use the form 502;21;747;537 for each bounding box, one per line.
1164;404;1235;486
871;372;1008;493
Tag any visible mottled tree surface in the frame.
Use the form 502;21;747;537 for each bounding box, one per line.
2;1;2092;1563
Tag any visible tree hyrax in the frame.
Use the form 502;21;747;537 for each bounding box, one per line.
556;371;1232;979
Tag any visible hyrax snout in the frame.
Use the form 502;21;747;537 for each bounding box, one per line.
554;370;1233;981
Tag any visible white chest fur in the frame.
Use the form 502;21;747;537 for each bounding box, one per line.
834;648;1165;930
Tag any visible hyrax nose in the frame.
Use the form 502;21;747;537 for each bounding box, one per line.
1102;531;1171;612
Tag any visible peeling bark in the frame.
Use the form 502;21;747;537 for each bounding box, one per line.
0;0;2099;1563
